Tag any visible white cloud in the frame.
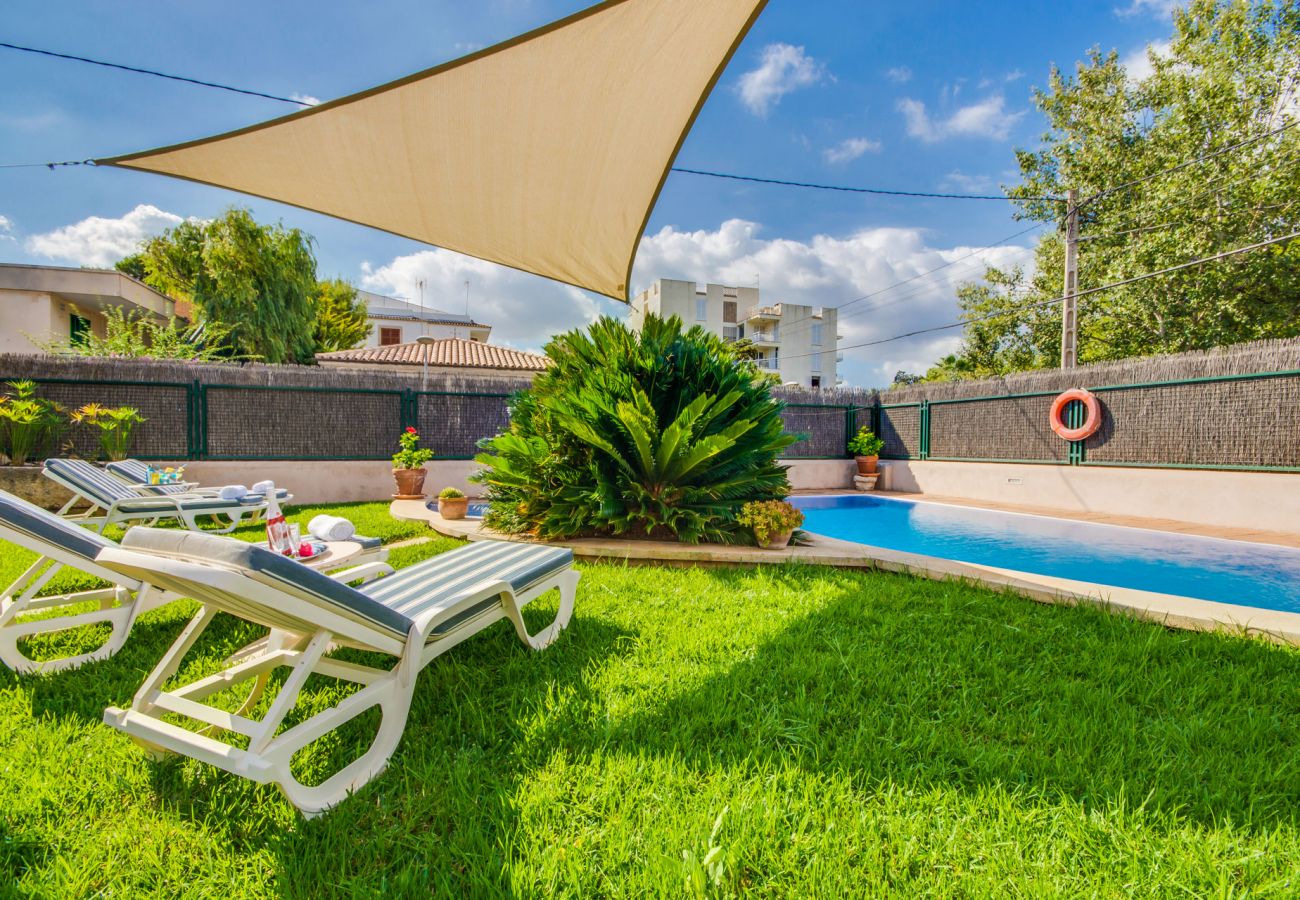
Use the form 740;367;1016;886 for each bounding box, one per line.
359;250;616;353
898;94;1025;142
736;43;825;116
629;219;1034;386
25;205;183;267
823;136;882;164
0;110;65;132
939;171;996;194
1121;39;1172;83
0;215;13;241
1115;0;1178;19
885;66;912;84
290;93;321;107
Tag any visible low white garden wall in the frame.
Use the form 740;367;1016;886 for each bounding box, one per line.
878;460;1299;535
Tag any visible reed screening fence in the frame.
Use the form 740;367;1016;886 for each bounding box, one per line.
1;338;1296;471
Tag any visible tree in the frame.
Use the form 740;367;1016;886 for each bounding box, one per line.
313;279;371;351
931;0;1300;379
133;208;320;363
114;254;148;280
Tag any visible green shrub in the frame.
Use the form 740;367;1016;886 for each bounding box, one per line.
847;426;885;457
472;315;796;543
0;380;68;465
71;403;146;461
736;499;804;545
438;487;465;499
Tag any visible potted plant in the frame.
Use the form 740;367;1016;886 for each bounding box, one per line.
71;403;146;461
392;426;434;498
438;486;469;520
737;499;804;550
847;426;885;475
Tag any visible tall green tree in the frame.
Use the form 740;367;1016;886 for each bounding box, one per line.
133;208;320;363
312;279;372;351
932;0;1300;380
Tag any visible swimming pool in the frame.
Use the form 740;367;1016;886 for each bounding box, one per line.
792;494;1300;614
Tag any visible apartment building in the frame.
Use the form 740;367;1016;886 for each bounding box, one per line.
630;279;840;389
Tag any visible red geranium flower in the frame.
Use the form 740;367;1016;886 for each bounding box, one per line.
406;426;417;434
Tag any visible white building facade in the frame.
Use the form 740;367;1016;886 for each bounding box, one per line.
358;290;491;347
630;279;840;389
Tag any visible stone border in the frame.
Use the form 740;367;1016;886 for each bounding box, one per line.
390;499;1300;647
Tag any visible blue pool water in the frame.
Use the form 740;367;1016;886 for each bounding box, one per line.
427;501;489;518
792;494;1300;613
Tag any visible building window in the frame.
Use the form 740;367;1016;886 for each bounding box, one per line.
69;314;92;347
722;325;739;341
696;297;707;321
379;327;402;346
811;323;823;346
811;376;822;389
722;300;737;324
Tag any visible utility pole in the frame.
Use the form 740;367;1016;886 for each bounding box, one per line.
1060;188;1079;369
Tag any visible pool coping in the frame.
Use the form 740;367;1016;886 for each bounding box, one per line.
390;498;1300;647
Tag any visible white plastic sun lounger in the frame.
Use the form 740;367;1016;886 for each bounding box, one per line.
43;458;274;533
105;459;291;502
0;488;179;674
0;488;394;674
95;528;577;817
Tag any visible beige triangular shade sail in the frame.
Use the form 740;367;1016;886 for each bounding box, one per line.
98;0;768;301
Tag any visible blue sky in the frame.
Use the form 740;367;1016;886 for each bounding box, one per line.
0;0;1179;385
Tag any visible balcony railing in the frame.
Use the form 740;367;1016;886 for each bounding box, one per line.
750;332;780;344
745;305;781;320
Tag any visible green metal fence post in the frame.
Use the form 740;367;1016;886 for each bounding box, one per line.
196;384;208;460
919;400;930;460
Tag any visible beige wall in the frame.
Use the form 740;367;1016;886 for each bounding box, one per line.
783;458;856;491
0;290;63;353
178;459;482;505
879;460;1300;534
168;458;855;504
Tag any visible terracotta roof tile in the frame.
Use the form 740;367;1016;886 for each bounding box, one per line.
316;338;549;371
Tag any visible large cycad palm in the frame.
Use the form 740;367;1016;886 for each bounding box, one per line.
474;315;795;543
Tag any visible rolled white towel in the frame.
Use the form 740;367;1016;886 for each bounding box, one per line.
251;479;275;494
308;514;354;542
218;484;249;501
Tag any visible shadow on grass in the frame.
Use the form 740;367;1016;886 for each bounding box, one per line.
578;565;1300;831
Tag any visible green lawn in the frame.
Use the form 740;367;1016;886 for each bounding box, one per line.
1;502;1298;896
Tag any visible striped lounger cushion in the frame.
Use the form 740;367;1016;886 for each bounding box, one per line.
0;488;115;562
118;528;572;641
46;458;265;512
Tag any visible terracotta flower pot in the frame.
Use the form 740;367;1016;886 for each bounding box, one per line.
855;455;879;476
761;528;794;550
392;467;427;499
439;496;469;520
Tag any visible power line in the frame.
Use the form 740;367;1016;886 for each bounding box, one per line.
0;40;312;106
783;228;1300;361
0;40;1056;203
669;167;1061;202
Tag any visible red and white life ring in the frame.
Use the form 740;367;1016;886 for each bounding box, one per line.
1049;388;1102;441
